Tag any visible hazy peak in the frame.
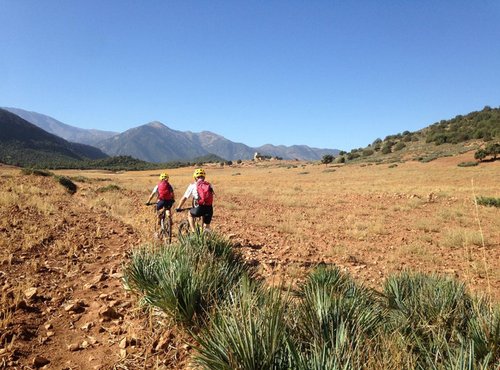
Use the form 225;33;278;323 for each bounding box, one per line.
146;121;167;129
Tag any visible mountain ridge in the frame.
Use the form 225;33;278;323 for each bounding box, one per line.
0;108;108;167
4;108;339;162
2;107;118;146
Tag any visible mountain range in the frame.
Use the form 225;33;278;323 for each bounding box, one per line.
2;107;339;162
4;107;118;146
0;108;108;167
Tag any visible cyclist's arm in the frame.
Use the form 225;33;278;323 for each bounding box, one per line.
177;196;188;209
146;186;158;204
146;193;155;204
176;184;195;209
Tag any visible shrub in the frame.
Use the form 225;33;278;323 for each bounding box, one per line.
393;142;406;151
381;146;392;154
458;161;479;167
56;176;77;194
291;266;385;368
96;184;121;192
69;175;91;183
346;152;360;160
419;155;439;163
321;154;334;165
193;278;292;370
21;168;53;177
476;196;500;208
123;233;250;326
362;149;374;156
382;272;480;367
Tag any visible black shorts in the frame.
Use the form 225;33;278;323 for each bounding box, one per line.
190;205;213;225
156;199;174;211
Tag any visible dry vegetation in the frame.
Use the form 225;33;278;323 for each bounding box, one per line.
0;150;499;368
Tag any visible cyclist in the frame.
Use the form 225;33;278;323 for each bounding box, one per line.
176;168;214;232
146;173;175;225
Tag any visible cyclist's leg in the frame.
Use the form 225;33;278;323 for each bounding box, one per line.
189;206;204;232
202;205;213;231
165;200;174;230
156;200;166;225
187;212;196;232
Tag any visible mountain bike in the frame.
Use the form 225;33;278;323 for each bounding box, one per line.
176;207;204;238
146;203;172;244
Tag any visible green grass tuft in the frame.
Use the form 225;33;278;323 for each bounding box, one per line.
476;196;500;208
96;184;121;192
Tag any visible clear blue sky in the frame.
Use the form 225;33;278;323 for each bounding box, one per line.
1;1;499;151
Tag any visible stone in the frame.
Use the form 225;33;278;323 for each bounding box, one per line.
81;322;94;331
64;302;85;313
32;355;50;368
91;273;106;285
99;306;122;321
88;336;98;345
24;287;38;300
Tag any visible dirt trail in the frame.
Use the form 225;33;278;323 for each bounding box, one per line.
0;173;189;369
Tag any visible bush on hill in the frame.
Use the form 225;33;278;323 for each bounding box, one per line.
426;106;500;146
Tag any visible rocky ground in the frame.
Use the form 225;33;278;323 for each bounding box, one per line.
1;156;498;369
0;170;191;369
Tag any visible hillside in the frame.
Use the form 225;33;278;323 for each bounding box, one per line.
0;109;108;167
337;106;500;164
3;107;118;146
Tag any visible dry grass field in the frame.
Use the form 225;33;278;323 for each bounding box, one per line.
0;152;499;368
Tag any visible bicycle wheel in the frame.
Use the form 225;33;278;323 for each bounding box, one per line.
165;216;172;244
178;220;190;239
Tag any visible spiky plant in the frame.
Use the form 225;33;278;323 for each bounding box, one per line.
290;266;385;368
193;277;292;370
123;234;250;326
383;272;475;367
466;298;500;367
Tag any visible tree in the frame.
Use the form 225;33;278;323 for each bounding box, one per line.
485;142;500;159
381;146;392;154
394;142;406;151
474;149;487;161
321;154;334;166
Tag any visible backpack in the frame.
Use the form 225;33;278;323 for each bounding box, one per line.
196;180;213;206
158;180;173;201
